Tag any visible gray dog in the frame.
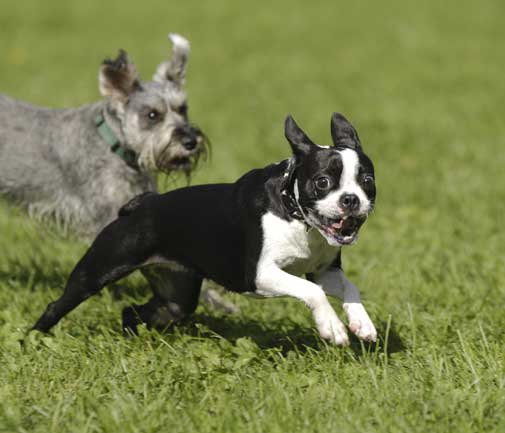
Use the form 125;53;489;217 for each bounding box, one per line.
0;33;237;313
0;33;205;236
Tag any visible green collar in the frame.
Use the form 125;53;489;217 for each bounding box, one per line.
94;114;139;170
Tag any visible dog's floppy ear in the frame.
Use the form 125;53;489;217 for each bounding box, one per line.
285;115;315;161
99;50;141;103
153;33;190;86
330;112;362;150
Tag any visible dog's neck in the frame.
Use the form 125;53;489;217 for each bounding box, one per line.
98;103;140;171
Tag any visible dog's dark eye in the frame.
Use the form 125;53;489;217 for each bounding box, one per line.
363;175;374;186
315;177;331;190
147;110;160;121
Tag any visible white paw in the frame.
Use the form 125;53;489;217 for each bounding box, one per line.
343;303;377;342
314;305;349;346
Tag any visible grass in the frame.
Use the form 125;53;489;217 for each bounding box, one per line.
1;0;505;431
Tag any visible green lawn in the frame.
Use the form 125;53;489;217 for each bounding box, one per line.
1;0;505;432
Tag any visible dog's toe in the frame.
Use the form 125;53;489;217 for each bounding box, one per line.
315;306;349;346
349;320;377;342
344;303;377;343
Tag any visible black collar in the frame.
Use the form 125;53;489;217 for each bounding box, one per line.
280;158;308;224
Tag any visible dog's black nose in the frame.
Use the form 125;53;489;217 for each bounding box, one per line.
182;137;197;151
340;193;360;211
175;125;200;151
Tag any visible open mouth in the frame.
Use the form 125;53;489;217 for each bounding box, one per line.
318;215;366;245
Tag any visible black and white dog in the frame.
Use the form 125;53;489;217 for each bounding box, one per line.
32;113;377;345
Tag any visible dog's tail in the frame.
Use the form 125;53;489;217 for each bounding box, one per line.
118;192;157;217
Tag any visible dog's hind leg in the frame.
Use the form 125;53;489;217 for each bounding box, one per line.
31;218;155;333
122;265;202;334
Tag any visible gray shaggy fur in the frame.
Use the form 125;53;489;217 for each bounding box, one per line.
0;34;238;314
0;33;204;237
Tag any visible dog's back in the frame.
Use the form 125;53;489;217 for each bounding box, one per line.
0;91;161;237
118;192;158;216
0;94;108;229
0;94;62;201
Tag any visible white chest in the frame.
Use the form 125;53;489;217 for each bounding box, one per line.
260;212;338;277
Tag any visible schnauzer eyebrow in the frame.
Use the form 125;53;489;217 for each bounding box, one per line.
165;89;187;105
140;102;167;113
171;101;187;110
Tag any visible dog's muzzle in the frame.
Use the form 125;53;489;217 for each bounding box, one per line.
155;124;208;174
174;125;201;151
308;209;368;246
320;214;366;245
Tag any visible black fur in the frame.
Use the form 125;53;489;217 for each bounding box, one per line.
32;172;281;333
31;113;375;335
118;192;157;217
330;112;361;150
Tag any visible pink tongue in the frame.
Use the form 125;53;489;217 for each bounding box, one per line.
331;220;344;230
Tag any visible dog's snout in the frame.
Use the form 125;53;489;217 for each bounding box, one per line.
340;193;360;211
175;125;201;151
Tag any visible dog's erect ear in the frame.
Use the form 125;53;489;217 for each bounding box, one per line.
330;112;362;151
99;50;141;103
285;115;315;161
153;33;190;86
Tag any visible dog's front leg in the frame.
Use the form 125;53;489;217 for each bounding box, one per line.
256;264;349;345
315;268;377;342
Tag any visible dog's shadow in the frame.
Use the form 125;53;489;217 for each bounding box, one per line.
7;263;405;358
192;312;323;354
189;313;405;357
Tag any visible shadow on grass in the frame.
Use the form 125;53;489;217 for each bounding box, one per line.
12;266;405;358
347;319;405;358
191;313;405;356
191;312;324;353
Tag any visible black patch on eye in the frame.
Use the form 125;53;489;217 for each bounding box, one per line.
297;150;344;202
316;153;343;196
360;174;375;195
357;153;376;202
362;175;374;186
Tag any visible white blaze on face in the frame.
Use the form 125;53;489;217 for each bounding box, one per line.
315;148;370;218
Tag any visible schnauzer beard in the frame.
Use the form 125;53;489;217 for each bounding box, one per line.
137;127;209;179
